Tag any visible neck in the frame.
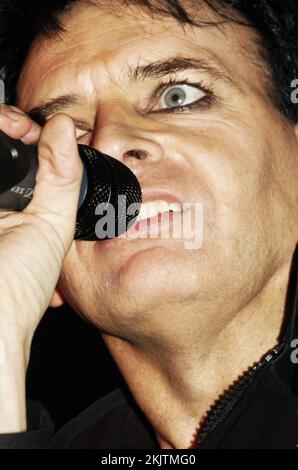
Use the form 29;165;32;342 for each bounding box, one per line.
102;261;290;449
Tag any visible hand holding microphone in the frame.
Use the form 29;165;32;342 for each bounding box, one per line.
0;105;140;434
0;117;141;240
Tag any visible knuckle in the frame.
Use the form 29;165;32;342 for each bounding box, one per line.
38;138;55;161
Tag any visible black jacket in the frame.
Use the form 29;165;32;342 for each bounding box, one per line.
1;247;298;449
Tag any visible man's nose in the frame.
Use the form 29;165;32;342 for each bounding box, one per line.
91;115;164;175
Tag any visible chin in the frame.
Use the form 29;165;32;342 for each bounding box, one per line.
64;238;212;332
99;245;197;317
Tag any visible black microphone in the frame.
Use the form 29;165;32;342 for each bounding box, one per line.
0;130;142;240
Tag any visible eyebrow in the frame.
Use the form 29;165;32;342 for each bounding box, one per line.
127;56;232;83
27;56;232;121
28;95;83;124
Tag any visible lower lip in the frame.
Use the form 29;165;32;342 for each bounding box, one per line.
100;210;184;246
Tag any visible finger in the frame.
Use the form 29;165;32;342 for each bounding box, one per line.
0;105;41;143
25;113;83;250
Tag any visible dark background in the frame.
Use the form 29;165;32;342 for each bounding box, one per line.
26;303;123;429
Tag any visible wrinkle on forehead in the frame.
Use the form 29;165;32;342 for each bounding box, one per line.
22;0;258;62
17;1;270;110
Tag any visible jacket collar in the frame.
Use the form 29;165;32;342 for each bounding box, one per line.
282;243;298;344
272;243;298;387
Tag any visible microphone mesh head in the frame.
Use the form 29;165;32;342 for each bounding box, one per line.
75;145;142;240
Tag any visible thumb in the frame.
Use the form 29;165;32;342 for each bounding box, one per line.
25;113;83;250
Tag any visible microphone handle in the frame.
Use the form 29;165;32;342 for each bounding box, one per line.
0;144;88;212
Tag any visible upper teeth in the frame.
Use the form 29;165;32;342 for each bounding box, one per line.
136;200;182;222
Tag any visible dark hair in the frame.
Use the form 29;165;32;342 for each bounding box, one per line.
0;0;297;122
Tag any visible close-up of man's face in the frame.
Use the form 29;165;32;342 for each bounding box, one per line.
16;0;298;342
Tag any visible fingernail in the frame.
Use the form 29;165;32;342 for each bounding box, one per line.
6;110;26;121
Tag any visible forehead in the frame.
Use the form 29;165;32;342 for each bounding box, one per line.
17;2;263;109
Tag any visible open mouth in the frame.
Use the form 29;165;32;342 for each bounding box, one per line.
99;197;187;245
135;199;182;223
118;199;184;240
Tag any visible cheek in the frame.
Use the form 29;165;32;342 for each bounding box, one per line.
164;122;275;261
168;125;262;212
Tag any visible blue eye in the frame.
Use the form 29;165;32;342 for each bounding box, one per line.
159;84;206;110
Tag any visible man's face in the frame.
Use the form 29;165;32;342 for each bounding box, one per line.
17;2;298;339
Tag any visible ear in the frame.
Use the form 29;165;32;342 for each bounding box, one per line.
50;286;66;308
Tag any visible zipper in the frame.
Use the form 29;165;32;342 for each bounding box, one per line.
188;343;285;448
